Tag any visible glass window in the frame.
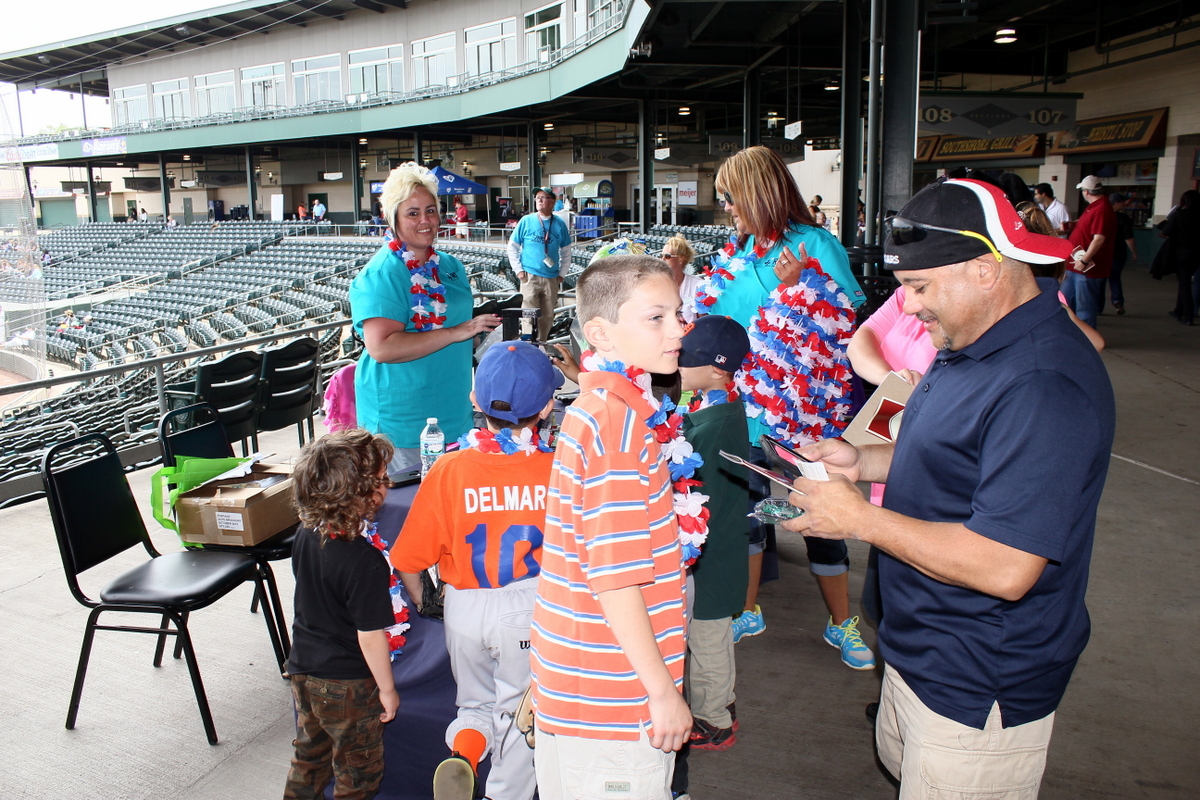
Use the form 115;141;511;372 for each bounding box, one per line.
466;19;516;76
524;3;563;63
113;84;148;126
411;33;456;89
292;54;342;105
587;0;616;30
194;71;234;116
152;78;189;120
349;45;404;96
241;63;285;109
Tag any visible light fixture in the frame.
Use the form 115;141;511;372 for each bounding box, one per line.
182;154;191;161
766;111;782;130
175;24;192;36
461;161;469;169
824;79;839;91
37;54;51;65
994;28;1017;44
359;138;368;144
543;122;554;130
678;106;691;116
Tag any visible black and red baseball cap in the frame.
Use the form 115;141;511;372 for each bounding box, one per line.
883;178;1076;271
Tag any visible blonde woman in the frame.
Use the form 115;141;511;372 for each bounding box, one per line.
350;163;501;470
661;234;702;323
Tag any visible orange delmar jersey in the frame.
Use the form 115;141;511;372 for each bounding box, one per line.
390;445;554;590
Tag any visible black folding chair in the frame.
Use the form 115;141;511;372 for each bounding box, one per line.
165;351;262;455
258;338;319;446
42;433;286;745
158;403;294;658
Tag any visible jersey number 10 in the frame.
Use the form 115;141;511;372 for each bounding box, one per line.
464;524;543;588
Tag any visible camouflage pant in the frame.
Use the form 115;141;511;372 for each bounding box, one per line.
284;673;385;800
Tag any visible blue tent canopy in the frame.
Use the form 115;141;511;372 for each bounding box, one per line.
429;165;488;195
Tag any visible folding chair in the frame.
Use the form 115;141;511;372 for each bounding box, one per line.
42;433;286;745
158;403;294;658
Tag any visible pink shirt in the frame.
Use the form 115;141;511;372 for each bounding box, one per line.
859;286;937;505
860;286;938;374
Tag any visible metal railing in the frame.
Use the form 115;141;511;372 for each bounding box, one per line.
3;2;633;148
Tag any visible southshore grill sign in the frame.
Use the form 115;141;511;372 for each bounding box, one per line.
1049;108;1168;154
929;134;1043;161
918;93;1079;137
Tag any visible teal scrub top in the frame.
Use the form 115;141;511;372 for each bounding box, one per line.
350;245;475;449
708;223;864;328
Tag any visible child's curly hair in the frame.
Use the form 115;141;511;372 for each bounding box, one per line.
292;429;394;542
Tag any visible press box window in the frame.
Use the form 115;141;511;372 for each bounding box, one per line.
466;19;516;76
195;71;234;116
241;63;285;109
349;45;404;96
525;3;563;63
293;54;342;105
412;33;456;90
113;85;149;126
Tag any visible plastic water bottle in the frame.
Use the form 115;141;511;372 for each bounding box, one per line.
419;417;444;477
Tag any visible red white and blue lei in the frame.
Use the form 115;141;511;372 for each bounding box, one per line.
579;351;708;566
360;520;411;659
458;426;554;455
695;227;856;447
388;239;447;331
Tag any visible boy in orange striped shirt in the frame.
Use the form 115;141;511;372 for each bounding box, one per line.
529;254;693;800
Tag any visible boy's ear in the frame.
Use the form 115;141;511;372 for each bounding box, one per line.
469;390;483;414
581;316;613;353
538;397;555;421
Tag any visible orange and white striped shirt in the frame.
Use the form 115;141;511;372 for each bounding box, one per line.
529;370;686;740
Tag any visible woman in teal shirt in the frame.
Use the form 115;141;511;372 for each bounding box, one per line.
350;163;500;469
696;145;874;671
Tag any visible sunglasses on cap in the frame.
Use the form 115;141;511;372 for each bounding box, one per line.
887;215;1003;264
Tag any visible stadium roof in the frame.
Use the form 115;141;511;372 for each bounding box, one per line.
0;0;407;94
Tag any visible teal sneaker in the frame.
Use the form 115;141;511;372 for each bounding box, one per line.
732;605;765;643
823;616;876;670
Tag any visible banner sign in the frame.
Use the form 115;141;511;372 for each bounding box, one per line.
915;136;939;163
499;161;522;172
576;148;637;168
761;136;804;160
930;134;1042;161
810;137;841;151
369;181;386;193
1049;108;1168;155
2;143;60;163
677;180;698;206
709;135;742;156
918;94;1078;137
82;136;128;157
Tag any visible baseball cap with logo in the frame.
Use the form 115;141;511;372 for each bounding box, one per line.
882;178;1076;271
1076;175;1104;192
474;342;564;424
678;315;751;371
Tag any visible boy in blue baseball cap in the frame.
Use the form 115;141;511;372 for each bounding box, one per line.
392;341;562;800
677;315;752;752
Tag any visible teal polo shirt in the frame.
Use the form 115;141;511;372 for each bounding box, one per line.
512;213;571;278
350;245;475;449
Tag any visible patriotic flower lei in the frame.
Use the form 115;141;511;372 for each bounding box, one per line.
695;226;856;447
388;239;447;331
457;426;554;455
335;520;410;659
579;351;709;566
685;383;738;413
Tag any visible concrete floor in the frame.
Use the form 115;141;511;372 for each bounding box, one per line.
0;266;1196;800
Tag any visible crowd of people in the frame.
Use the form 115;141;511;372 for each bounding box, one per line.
284;150;1122;800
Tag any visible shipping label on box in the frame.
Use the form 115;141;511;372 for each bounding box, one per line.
175;462;298;546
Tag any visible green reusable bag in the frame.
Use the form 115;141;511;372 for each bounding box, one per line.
150;455;251;534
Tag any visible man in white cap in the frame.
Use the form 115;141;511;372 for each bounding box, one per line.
783;177;1115;800
1063;175;1116;328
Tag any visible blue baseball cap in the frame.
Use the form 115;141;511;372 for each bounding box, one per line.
474;342;564;424
678;315;751;371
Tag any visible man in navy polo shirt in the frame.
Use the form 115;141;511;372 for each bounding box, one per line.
784;178;1115;798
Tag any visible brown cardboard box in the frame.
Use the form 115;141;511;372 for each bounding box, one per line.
176;462;297;546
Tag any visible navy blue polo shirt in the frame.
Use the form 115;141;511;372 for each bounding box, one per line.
879;278;1114;729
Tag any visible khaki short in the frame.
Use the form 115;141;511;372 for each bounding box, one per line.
876;666;1055;800
535;726;674;800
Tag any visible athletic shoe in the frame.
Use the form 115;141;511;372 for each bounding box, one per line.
823;616;876;671
731;605;765;643
433;753;476;800
727;701;739;732
1114;301;1125;315
689;718;737;751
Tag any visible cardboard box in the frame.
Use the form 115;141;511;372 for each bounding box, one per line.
176;462;297;547
842;372;915;448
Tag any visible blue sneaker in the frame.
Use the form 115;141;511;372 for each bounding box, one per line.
823;616;876;670
732;605;765;643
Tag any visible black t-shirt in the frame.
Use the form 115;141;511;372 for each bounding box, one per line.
288;526;396;679
1114;211;1134;261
